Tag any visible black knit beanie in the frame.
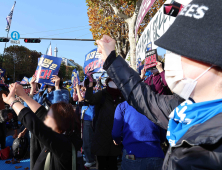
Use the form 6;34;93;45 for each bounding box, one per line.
155;0;222;68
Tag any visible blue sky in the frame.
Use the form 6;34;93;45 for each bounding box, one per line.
0;0;96;67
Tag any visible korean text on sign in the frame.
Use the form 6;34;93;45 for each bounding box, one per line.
144;49;157;70
35;55;62;86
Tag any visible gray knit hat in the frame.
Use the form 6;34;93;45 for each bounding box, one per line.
155;0;222;68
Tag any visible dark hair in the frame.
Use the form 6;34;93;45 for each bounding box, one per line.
50;102;81;135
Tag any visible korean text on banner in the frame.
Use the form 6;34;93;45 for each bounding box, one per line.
83;48;104;74
135;0;155;40
136;0;192;62
71;69;80;87
35;55;62;86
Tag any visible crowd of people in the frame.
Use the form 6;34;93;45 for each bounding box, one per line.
0;0;222;169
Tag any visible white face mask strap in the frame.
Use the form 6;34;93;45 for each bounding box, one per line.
194;66;213;81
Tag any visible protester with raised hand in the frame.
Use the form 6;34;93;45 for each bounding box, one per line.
3;83;82;170
75;84;85;102
75;77;96;168
141;62;172;95
23;74;70;170
25;74;69;109
96;1;222;169
29;75;38;98
72;87;78;102
85;72;124;170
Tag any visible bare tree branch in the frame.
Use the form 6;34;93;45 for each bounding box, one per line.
107;1;130;20
135;0;143;16
128;0;143;29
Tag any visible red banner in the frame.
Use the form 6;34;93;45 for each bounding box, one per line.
135;0;156;40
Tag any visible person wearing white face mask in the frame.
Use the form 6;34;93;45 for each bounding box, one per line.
141;61;172;95
95;1;222;169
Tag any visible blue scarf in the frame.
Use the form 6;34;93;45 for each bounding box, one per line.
167;99;222;146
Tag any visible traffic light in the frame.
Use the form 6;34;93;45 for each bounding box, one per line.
24;39;41;43
0;38;9;42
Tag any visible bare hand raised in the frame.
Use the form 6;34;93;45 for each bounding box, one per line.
51;75;60;90
30;75;37;87
96;35;116;62
15;84;27;99
156;61;164;73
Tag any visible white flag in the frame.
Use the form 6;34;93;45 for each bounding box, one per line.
47;44;52;56
5;1;16;32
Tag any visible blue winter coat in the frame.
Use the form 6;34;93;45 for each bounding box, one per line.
112;101;165;158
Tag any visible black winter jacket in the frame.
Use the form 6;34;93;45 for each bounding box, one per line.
104;51;222;170
85;87;124;156
18;106;82;170
29;106;46;170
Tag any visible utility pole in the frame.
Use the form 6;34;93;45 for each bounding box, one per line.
0;37;95;42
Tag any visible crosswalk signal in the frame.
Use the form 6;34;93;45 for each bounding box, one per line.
0;38;9;42
24;39;41;43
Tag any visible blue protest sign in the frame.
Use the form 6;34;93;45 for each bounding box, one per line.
20;76;29;84
83;48;104;74
71;69;80;87
11;31;20;40
146;42;152;52
0;68;6;77
35;55;62;86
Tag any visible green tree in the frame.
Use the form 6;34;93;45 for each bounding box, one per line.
3;45;41;81
76;65;84;81
59;63;67;80
59;63;84;82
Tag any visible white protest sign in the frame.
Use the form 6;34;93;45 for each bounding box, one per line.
136;0;192;61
